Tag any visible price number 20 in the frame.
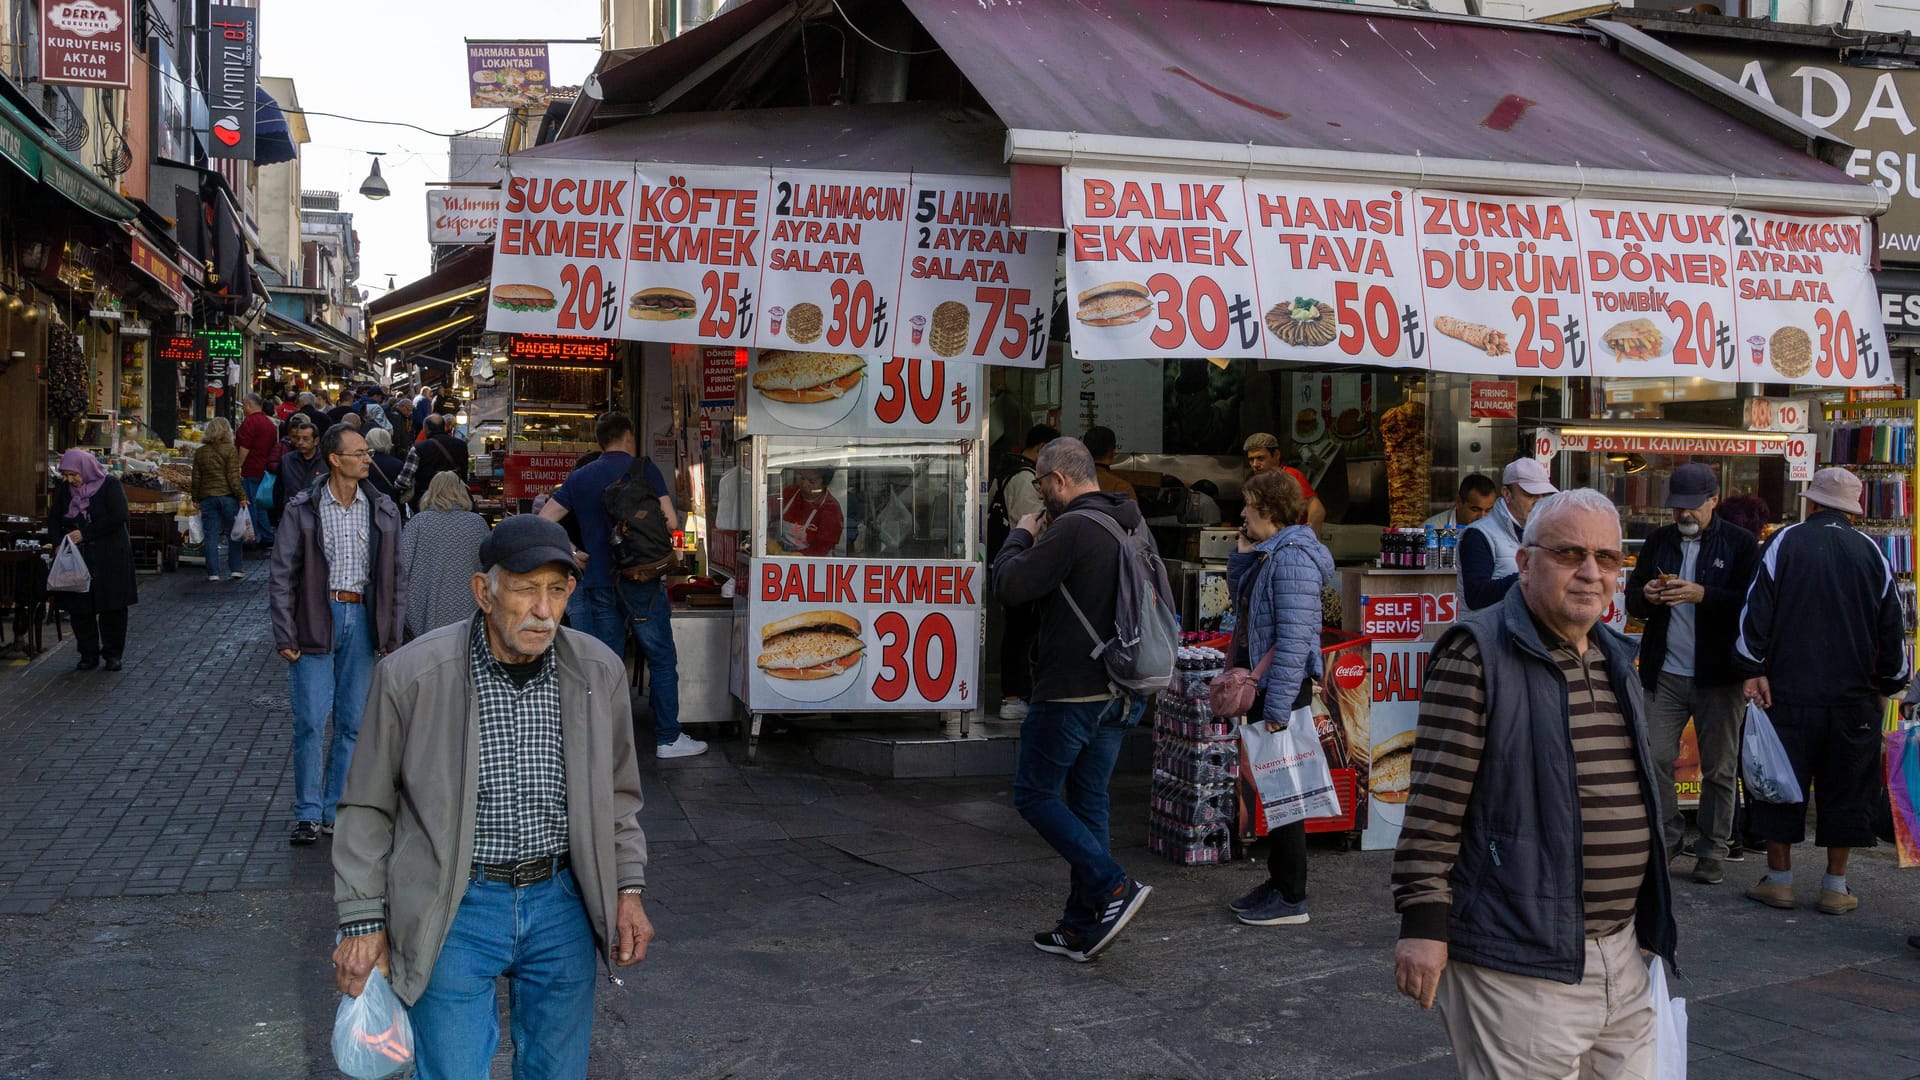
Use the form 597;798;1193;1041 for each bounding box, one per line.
872;612;959;703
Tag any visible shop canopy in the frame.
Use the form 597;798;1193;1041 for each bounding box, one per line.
0;86;136;223
367;245;492;358
895;0;1875;224
262;308;365;360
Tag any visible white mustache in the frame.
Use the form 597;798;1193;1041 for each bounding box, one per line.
517;618;557;634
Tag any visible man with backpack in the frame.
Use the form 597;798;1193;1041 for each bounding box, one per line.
393;413;470;513
539;413;707;759
993;436;1163;963
989;424;1056;721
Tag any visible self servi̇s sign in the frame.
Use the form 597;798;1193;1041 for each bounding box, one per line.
205;5;257;159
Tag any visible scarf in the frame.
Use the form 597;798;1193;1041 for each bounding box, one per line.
59;449;107;521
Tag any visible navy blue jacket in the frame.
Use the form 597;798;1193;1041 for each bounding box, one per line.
1623;516;1759;690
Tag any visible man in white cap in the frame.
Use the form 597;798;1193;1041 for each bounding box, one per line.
1735;467;1908;916
1457;457;1558;611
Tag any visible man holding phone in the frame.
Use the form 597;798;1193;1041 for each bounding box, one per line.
1624;463;1758;884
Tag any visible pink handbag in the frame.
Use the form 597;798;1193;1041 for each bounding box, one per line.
1210;645;1274;719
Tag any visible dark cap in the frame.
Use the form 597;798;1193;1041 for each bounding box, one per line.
480;515;579;577
1665;463;1718;509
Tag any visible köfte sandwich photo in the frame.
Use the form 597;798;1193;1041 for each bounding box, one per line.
628;287;696;321
1074;281;1152;327
492;284;556;312
756;610;865;680
751;351;866;404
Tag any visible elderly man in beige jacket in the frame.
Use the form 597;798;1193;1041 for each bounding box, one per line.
330;514;651;1078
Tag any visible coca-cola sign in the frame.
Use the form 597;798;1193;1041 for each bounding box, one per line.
39;0;130;89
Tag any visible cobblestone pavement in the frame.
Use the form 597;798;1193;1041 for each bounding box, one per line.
2;570;1919;1078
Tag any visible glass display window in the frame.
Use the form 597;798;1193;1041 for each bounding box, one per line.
755;437;974;561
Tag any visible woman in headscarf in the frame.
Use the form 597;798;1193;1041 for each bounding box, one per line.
48;449;138;670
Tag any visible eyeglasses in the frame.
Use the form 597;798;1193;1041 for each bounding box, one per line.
1526;544;1626;572
335;449;372;460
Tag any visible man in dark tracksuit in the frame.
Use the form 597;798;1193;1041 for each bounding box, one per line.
1736;467;1908;916
994;436;1153;964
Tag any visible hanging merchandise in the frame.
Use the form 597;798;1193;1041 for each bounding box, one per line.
48;324;89;422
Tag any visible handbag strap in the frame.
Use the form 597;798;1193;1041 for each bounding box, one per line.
1227;551;1274;668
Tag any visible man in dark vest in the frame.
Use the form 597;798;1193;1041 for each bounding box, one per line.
1391;488;1675;1078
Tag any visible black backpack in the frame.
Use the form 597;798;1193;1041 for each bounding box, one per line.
601;460;676;580
986;453;1035;559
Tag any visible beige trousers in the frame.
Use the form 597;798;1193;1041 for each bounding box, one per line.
1436;923;1657;1080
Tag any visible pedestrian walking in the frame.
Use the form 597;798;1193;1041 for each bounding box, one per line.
274;416;323;527
330;514;653;1078
1623;463;1759;884
1736;467;1909;915
400;472;490;640
394;413;470;513
269;425;406;847
191;417;248;582
236;393;279;546
362;426;406;508
1457;457;1557;611
992;435;1153;962
539;413;706;759
49;448;138;671
1393;489;1674;1077
293;391;330;435
990;424;1055;721
1223;468;1334;927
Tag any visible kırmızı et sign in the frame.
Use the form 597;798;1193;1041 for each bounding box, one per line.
205;5;257;159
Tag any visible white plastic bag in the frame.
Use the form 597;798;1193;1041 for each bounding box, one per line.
46;537;91;593
331;967;414;1079
1237;707;1341;832
1648;956;1688;1080
185;513;204;546
230;508;255;544
1742;702;1805;804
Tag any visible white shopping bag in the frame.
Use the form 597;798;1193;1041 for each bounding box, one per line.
46;537;91;593
1742;702;1805;804
185;513;204;546
230;509;255;543
1649;956;1688;1080
332;967;414;1079
1236;707;1341;833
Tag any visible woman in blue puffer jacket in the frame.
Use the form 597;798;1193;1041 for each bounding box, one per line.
1223;467;1336;927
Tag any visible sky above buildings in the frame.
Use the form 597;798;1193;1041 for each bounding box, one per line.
264;0;603;295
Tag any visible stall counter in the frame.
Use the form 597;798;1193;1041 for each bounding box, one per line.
669;602;736;729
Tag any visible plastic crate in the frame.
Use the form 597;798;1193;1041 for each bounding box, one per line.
1303;768;1360;835
1148;813;1234;865
1154;698;1235;742
1150;770;1236;827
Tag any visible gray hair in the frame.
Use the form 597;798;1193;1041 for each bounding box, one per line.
1521;489;1622;545
1243;432;1280;453
298;392;315;406
1035;436;1096;485
420;470;473;512
364;426;392;453
244;393;264;410
202;417;233;445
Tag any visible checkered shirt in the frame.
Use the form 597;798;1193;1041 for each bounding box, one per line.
468;615;571;866
318;483;370;592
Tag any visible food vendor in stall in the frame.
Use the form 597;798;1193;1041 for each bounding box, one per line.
1457;458;1556;611
1243;433;1326;529
1424;474;1498;530
773;467;843;556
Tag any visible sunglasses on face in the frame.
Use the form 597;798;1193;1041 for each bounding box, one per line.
1526;543;1626;573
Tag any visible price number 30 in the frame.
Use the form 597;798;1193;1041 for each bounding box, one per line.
872;612;959;703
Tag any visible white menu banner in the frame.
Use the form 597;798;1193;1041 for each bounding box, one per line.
1730;209;1889;386
741;351;982;439
757;169;910;356
896;174;1055;368
1416;192;1587;379
1577;200;1739;380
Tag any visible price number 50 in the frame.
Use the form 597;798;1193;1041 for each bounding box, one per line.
872;612;959;703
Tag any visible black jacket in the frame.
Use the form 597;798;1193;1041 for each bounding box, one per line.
48;478;138;614
1736;509;1910;705
992;491;1146;702
276;448;325;523
367;451;406;506
1624;517;1759;690
408;433;470;512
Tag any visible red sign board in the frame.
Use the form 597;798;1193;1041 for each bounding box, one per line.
1360;592;1458;642
1469;380;1519;419
156;334;206;366
127;231;193;310
701;347;740;405
507;335;614;363
502;453;577;499
39;0;130;89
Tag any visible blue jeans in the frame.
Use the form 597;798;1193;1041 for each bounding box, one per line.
410;873;598;1080
1013;695;1140;935
242;476;274;544
567;582;681;746
289;601;375;823
198;496;243;576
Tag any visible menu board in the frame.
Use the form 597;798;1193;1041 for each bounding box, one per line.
896;175;1056;368
624;165;766;347
747;556;981;712
741;351;981;439
1064;170;1264;361
489;162;641;339
1417;192;1586;379
758;170;909;356
1730;209;1889;386
1578;201;1738;380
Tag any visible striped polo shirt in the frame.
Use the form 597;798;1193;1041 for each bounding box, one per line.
1392;631;1649;938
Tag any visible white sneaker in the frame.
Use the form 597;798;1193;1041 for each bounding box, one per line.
656;733;709;759
999;698;1029;720
230;572;246;581
207;575;221;582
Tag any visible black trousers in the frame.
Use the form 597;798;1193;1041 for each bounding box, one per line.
70;608;128;661
1748;698;1883;849
1266;820;1308;901
1000;601;1036;700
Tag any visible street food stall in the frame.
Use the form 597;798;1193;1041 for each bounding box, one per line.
495;334;617;514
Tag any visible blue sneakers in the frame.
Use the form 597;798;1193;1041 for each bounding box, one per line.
1228;880;1280;914
1237;891;1310;926
1081;878;1152;960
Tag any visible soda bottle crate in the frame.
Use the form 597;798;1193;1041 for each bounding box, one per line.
1148;813;1234;866
1154;702;1234;742
1152;736;1240;785
1150;770;1236;827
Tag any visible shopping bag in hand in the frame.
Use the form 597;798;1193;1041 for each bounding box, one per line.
1236;706;1340;834
1741;702;1804;804
1885;725;1920;868
1648;956;1689;1080
230;509;255;543
185;513;203;546
332;966;414;1079
46;537;91;593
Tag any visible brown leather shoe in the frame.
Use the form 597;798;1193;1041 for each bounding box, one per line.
1746;880;1795;909
1818;888;1859;915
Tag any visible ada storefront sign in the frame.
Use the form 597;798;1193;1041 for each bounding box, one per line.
40;0;130;89
205;5;257;160
749;557;980;712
